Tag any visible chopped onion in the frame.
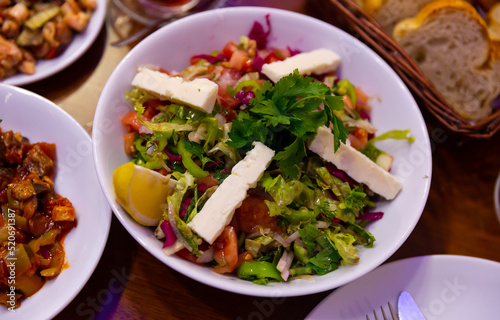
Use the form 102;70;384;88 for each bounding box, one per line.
154;223;165;239
139;125;154;134
247;228;271;239
314;221;329;229
196;248;214;264
274;231;300;247
146;145;156;155
215;113;227;125
276;250;289;272
276;250;294;281
167;202;193;252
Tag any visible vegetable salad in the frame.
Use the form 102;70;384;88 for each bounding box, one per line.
117;16;413;284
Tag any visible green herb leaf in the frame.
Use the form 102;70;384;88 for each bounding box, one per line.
228;70;348;179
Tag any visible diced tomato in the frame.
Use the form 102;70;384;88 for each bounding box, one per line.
158;68;170;75
352;127;368;146
121;102;159;132
212;226;239;274
217;84;240;110
232;195;279;233
222;41;238;58
228;49;252;71
143;99;162;121
123;132;136;154
342;95;354;111
276;48;291;59
176;248;200;263
354;87;372;112
348;128;368;151
121;111;141;132
197;174;219;188
264;51;285;64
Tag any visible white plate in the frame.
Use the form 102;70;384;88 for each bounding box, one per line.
306;255;500;319
1;0;106;86
0;84;111;319
93;7;432;297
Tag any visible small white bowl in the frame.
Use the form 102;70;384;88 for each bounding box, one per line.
0;84;111;318
93;7;432;297
1;0;106;86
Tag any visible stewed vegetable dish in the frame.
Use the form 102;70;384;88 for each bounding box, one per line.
0;0;96;79
0;127;76;309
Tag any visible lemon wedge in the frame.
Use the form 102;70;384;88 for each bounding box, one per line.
113;162;176;226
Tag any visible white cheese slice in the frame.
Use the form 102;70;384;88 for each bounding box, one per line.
131;68;218;113
309;126;402;200
187;142;275;244
261;48;341;83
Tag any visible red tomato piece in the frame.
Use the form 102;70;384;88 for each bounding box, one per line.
212;226;239;274
176;248;199;263
121;111;141;132
264;52;284;64
222;41;238;58
123;132;136;154
228;49;252;71
233;195;278;233
217;85;240;110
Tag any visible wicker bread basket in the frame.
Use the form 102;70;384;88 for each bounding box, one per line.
310;0;500;138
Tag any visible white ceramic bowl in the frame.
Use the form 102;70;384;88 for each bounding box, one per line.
0;84;111;318
1;0;106;86
93;7;432;297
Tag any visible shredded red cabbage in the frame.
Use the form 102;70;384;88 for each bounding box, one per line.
179;197;192;218
248;14;271;50
160;220;177;247
198;183;208;193
358;111;371;121
236;90;255;105
166;150;182;162
205;160;221;168
358;211;384;220
252;54;265;73
325;163;357;187
287;46;301;56
191;54;227;64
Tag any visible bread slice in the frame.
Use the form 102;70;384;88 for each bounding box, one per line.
393;0;500;121
486;2;500;41
360;0;436;34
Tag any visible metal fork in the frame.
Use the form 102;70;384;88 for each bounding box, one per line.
366;302;398;320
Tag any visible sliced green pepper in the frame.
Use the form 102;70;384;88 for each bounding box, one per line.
334;79;357;106
177;138;209;179
293;242;309;264
236;261;283;284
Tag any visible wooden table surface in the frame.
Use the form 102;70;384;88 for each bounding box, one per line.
16;0;500;319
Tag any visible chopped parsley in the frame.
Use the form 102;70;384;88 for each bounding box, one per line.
228;70;348;179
